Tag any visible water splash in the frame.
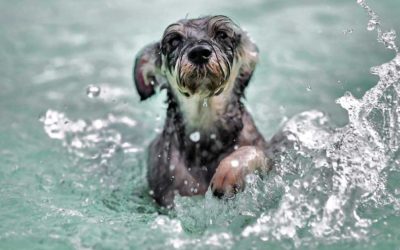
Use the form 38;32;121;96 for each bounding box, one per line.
170;0;400;248
357;0;399;53
236;1;400;246
39;110;142;164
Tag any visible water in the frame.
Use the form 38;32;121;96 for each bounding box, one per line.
86;85;101;99
1;0;400;249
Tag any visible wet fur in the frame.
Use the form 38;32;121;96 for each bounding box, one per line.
148;76;267;206
134;15;269;207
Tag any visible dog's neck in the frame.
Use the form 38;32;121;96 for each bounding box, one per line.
167;75;246;134
169;65;245;132
175;88;236;131
165;68;253;135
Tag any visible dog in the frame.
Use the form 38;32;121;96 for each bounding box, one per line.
133;15;270;207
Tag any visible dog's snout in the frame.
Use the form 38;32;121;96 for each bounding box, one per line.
188;45;212;65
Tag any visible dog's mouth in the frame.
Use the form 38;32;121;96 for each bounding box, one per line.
176;45;231;97
179;66;225;96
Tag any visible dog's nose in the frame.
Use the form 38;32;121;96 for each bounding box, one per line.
188;45;212;65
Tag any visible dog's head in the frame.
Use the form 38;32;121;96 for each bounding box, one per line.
134;15;258;100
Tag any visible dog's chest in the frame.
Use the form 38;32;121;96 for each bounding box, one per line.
178;93;230;130
181;111;243;170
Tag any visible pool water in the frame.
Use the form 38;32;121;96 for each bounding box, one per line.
1;0;400;249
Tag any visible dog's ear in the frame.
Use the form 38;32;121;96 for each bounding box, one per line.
236;33;259;93
133;42;163;101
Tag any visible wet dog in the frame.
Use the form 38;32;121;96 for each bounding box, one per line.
133;15;270;207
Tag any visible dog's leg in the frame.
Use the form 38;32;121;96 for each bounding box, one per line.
210;146;270;198
148;136;210;207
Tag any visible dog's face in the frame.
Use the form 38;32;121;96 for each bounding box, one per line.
161;16;239;97
134;15;258;100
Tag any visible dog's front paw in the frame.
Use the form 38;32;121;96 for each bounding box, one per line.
210;159;246;198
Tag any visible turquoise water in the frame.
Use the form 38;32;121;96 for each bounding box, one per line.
1;0;400;249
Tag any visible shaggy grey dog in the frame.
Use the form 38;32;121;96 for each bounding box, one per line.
133;15;271;207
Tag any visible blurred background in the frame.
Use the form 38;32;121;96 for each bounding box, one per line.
1;0;400;249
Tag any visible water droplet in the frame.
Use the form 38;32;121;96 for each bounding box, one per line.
367;19;378;31
203;98;208;107
231;160;239;168
86;85;101;98
169;164;175;171
245;174;256;184
38;114;44;122
343;28;354;35
306;85;312;92
189;131;200;142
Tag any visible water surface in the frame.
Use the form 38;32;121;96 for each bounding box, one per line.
1;0;400;249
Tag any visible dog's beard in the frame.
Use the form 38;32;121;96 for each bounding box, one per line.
175;49;231;97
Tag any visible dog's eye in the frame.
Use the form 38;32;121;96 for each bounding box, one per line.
216;31;228;40
168;36;182;49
